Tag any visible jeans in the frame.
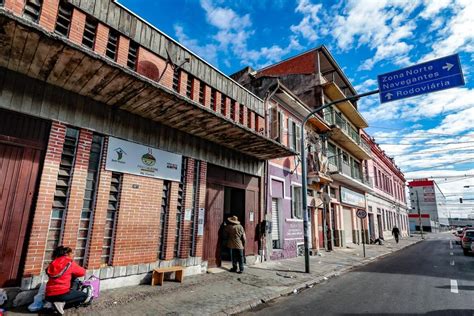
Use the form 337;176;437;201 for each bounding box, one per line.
394;235;399;243
231;248;244;272
46;289;87;308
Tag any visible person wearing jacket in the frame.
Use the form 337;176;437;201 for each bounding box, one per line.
225;216;246;273
392;226;401;243
45;246;90;314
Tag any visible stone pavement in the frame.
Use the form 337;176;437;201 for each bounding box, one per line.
6;236;422;316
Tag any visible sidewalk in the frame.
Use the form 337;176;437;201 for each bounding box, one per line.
7;237;422;316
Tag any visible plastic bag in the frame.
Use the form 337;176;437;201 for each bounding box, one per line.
28;283;46;312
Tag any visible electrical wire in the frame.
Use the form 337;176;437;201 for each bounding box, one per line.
404;157;474;173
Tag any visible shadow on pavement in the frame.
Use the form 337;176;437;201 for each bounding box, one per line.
343;310;474;316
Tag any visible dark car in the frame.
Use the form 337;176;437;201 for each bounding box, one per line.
461;229;474;255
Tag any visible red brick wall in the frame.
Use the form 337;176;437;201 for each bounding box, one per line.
215;92;222;114
194;162;207;257
69;9;86;45
111;174;163;266
38;0;60;32
258;51;316;76
204;85;211;108
136;47;172;88
95;23;109;56
62;130;92;250
23;122;66;276
257;115;265;134
86;138;112;269
116;36;130;68
4;0;24;15
178;71;188;95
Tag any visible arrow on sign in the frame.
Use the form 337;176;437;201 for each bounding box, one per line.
385;92;393;100
443;63;454;71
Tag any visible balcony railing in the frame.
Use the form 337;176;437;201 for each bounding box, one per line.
323;108;370;153
328;160;372;187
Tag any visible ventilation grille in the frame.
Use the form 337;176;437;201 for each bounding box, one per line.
82;16;97;49
54;1;73;36
174;158;187;258
106;29;118;61
210;89;216;111
158;180;171;260
186;75;193;99
172;68;180;92
23;0;43;23
127;41;138;70
220;95;226;115
198;81;205;104
101;172;122;266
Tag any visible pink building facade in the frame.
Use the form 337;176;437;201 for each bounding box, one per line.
363;133;409;240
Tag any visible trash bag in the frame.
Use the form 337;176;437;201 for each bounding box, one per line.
28;283;46;312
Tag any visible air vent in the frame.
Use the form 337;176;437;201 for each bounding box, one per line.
54;1;73;36
127;41;139;70
198;81;205;104
186;75;193;99
82;16;97;49
101;172;122;266
172;68;180;92
23;0;43;23
106;29;119;61
158;180;171;260
220;95;226;115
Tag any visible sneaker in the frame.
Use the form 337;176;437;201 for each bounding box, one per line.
53;301;65;315
237;270;243;274
229;268;237;272
83;285;94;304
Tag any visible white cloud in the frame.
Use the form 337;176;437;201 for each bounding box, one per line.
174;24;219;66
419;0;452;19
290;0;322;42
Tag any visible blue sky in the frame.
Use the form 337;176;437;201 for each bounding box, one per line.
119;0;474;217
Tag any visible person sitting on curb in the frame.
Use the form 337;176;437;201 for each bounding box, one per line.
225;215;246;274
45;246;92;314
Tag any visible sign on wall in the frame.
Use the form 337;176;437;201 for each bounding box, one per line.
106;137;182;181
340;187;366;208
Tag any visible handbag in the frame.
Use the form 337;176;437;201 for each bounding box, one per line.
82;275;100;299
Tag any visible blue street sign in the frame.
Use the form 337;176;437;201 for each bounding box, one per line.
377;54;465;103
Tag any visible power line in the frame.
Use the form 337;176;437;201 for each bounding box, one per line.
377;141;474;146
405;157;474;173
368;125;474;136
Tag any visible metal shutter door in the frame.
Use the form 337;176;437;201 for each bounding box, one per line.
272;199;280;241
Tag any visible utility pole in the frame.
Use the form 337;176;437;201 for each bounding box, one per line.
416;190;424;239
300;89;379;273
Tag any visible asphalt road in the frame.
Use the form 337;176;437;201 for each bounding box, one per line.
244;232;474;316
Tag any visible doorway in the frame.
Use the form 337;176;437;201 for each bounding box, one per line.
221;187;245;262
368;213;375;240
377;214;383;238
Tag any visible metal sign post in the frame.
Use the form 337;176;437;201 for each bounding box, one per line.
356;209;367;258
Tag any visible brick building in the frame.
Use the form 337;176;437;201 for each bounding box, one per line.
0;0;294;298
232;70;332;259
363;133;409;240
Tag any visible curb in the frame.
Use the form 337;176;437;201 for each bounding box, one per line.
222;239;423;315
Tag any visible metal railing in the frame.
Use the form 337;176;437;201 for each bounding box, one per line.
328;160;372;187
323;108;371;154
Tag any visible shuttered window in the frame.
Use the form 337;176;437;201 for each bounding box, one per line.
292;186;303;219
101;172;122;266
271;199;281;249
23;0;43;23
158;180;171;260
198;81;205;104
220;95;226;115
247;110;252;128
270;107;283;143
174;158;187;257
44;128;79;268
210;89;216;111
82;16;97;49
54;1;73;36
75;134;103;265
239;104;244;124
106;30;119;61
172;68;181;92
127;41;139;70
189;160;200;256
186;75;193;99
230;100;236;119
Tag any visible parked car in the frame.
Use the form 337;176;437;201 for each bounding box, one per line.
461;229;474;255
454;227;465;244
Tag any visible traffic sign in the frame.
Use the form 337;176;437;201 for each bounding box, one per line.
356;209;367;219
377;54;465;103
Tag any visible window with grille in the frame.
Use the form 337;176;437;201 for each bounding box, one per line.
127;41;139;70
220;95;226;115
82;16;97;49
239;104;244;124
44;128;79;268
54;1;72;36
101;172;122;266
75;134;103;265
186;75;193;99
172;68;181;92
210;89;216;111
189;160;200;256
23;0;43;22
174;158;187;257
247;109;252;127
230;100;236;119
158;180;171;260
105;29;119;61
198;81;205;104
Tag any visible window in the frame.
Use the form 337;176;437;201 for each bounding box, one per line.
174;158;187;258
172;68;181;92
54;1;73;36
198;81;205;104
239;104;244;124
23;0;43;23
220;95;226;115
186;75;193;99
106;29;119;61
76;135;103;265
127;41;139;70
230;100;236;119
374;167;378;187
292;186;303;219
44;127;79;268
247;109;252;127
101;172;122;266
82;16;98;49
210;88;216;110
158;181;171;260
288;118;302;153
270;107;283;143
328;143;337;165
189;160;201;256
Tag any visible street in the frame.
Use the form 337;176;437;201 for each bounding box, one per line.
244;233;474;315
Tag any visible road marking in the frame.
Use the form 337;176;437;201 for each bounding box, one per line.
450;240;453;249
450;252;454;256
450;260;455;266
450;280;458;293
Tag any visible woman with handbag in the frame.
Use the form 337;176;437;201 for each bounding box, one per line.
45;246;92;314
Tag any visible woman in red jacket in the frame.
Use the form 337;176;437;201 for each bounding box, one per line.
45;246;90;314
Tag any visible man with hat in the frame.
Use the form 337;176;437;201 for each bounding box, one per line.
226;215;246;273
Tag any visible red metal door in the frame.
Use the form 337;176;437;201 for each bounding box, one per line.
0;143;43;286
203;183;224;267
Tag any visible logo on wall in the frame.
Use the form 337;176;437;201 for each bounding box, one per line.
113;148;127;163
141;148;156;166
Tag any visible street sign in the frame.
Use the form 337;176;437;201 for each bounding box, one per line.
377;54;465;103
356;209;367;219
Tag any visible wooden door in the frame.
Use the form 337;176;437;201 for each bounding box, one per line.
203;183;224;267
245;190;258;255
0;143;43;286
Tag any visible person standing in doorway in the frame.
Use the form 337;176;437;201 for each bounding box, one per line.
226;215;246;273
392;226;400;243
